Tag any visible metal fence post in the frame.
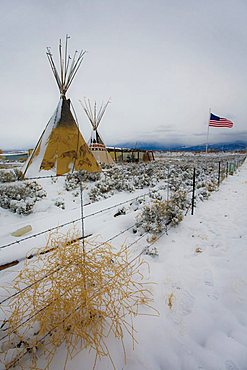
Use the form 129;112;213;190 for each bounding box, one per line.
167;166;170;201
218;161;221;187
191;167;196;215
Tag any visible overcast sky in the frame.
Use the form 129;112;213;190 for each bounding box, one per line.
1;0;247;149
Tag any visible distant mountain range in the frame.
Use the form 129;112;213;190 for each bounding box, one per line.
3;140;247;154
113;140;247;152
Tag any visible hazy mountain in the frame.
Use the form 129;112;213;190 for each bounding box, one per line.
113;140;247;152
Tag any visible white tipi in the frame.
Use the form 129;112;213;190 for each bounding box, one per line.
80;98;114;165
22;36;101;178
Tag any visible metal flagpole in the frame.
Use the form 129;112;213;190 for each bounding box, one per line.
205;108;211;154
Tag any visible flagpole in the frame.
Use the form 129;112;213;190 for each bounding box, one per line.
205;107;211;153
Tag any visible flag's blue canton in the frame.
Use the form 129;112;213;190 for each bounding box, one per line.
210;113;220;121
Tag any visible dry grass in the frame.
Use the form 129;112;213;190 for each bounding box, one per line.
167;293;174;309
1;229;156;369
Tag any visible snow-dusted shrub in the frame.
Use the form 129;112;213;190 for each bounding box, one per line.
65;170;100;191
100;163;114;170
114;206;127;217
130;198;145;212
171;190;189;210
65;157;241;206
51;176;58;184
0;181;46;215
165;200;183;226
136;193;184;234
88;183;115;202
197;188;210;201
144;245;159;257
88;177;134;202
54;197;65;210
88;187;101;202
64;174;79;191
87;163;166;202
149;190;163;201
89;181;114;199
207;180;218;192
0;169;23;183
136;201;169;234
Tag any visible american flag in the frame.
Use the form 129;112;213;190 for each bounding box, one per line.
209;113;234;128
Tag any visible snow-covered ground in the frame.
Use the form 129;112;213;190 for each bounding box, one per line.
123;159;247;370
0;155;247;369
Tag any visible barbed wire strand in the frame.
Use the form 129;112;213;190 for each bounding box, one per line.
0;158;245;338
3;228;166;369
1;157;245;301
0;180;210;311
0;230;149;343
1;158;246;367
0;223;138;307
0;192;149;250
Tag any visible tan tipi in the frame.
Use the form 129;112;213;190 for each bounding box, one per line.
80;98;114;165
22;36;101;178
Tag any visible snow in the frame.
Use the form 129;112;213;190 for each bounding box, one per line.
130;160;247;370
0;155;247;369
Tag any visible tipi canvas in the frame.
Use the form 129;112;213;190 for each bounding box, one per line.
22;36;101;178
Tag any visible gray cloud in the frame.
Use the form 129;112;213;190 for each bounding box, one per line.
0;0;247;149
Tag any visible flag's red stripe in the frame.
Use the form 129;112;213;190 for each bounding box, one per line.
209;123;233;125
209;117;233;128
209;123;233;128
209;125;233;127
210;121;232;126
209;123;233;126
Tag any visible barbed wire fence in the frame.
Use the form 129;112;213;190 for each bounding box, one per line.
0;154;246;368
0;155;245;300
0;154;245;264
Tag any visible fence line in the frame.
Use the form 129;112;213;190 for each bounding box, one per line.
0;192;149;250
0;185;198;331
0;156;246;368
0;156;245;252
1;227;167;369
0;201;183;337
0;156;245;253
0;230;149;343
0;202;182;308
0;223;137;307
0;155;245;183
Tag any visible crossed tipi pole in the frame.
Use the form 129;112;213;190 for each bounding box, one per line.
22;36;101;178
80;98;114;165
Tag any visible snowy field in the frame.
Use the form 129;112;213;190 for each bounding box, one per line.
0;153;247;369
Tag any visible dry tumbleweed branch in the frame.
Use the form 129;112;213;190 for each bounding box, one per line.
1;230;156;369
